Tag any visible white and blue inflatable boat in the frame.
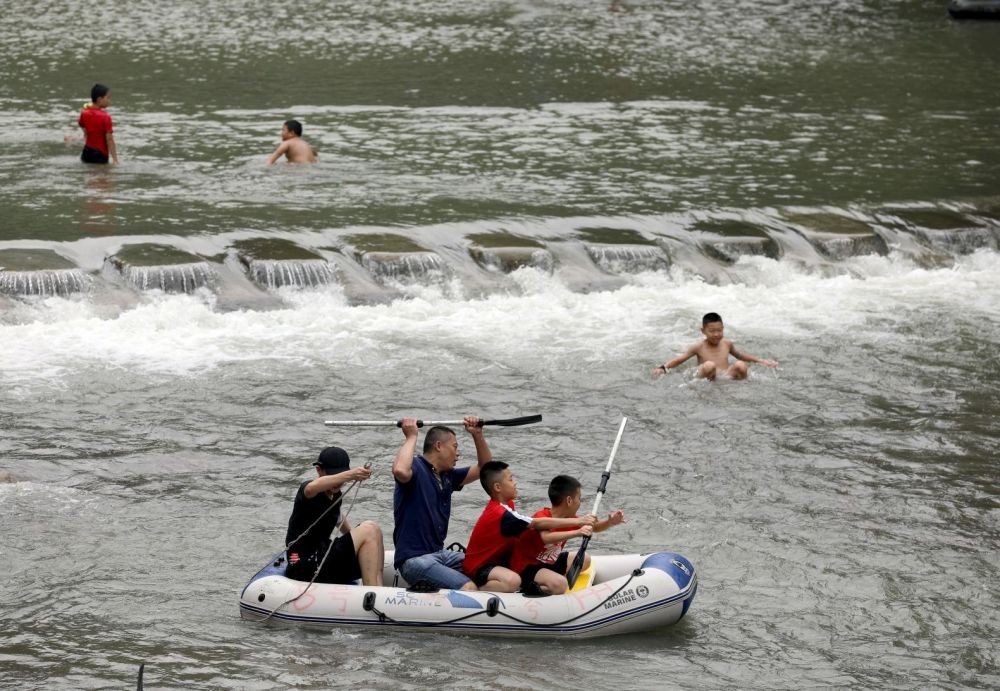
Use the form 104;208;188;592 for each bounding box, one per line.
239;549;696;638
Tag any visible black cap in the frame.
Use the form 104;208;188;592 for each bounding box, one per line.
315;446;351;474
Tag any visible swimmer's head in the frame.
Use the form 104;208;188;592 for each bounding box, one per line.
282;119;303;139
701;312;724;344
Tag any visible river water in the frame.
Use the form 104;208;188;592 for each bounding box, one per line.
1;1;998;689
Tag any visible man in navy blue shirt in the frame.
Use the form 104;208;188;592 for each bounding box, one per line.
391;415;492;591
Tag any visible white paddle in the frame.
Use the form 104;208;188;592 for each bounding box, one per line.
566;416;628;589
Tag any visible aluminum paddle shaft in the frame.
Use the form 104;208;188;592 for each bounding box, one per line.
566;416;628;589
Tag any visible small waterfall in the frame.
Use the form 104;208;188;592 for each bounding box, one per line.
584;244;669;273
117;262;216;293
875;208;999;255
469;246;554;273
910;227;998;254
243;259;337;290
359;252;448;284
0;269;90;297
702;237;780;264
2;201;996;308
811;234;888;260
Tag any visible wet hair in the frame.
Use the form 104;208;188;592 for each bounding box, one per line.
90;83;109;103
284;119;303;137
480;460;509;495
548;474;582;505
702;312;723;326
422;425;456;454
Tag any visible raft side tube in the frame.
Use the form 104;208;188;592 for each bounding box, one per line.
641;551;696;590
240;551;289;598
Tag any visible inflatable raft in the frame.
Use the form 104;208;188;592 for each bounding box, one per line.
240;549;696;638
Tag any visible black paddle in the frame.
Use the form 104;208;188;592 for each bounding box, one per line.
566;416;628;589
324;414;542;428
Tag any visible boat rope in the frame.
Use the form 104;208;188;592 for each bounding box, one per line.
362;570;640;629
259;475;367;623
284;465;369;552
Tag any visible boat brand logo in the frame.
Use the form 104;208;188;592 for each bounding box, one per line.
671;559;691;576
603;587;638;610
636;585;649;598
384;592;447;608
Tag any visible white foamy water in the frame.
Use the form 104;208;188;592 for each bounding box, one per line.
3;251;998;386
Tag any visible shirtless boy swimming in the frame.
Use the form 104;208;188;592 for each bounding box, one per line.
651;312;778;380
266;119;317;164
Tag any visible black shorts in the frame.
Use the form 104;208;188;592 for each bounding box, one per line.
286;533;361;584
81;146;109;164
472;563;502;587
519;551;569;585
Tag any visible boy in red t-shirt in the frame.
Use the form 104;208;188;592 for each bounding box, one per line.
510;474;626;595
78;83;118;164
462;461;596;593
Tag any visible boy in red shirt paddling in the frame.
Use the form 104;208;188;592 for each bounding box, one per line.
510;474;625;595
78;83;118;165
462;461;596;593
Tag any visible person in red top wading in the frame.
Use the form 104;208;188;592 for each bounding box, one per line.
78;83;118;165
462;461;596;593
510;474;626;596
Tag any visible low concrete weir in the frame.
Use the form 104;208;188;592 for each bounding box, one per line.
876;208;999;254
809;233;889;260
0;268;90;297
467;231;553;274
232;238;338;290
576;227;670;274
344;232;450;285
358;251;448;284
469;246;554;273
0;249;90;297
242;259;337;290
1;203;997;304
107;244;216;294
783;213;889;260
693;219;783;264
584;244;670;273
114;261;216;293
907;226;997;254
701;236;781;264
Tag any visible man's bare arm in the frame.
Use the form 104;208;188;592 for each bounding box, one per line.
391;418;420;483
267;141;290;165
461;416;492;486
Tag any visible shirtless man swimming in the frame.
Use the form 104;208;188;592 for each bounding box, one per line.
651;312;778;380
266;119;317;164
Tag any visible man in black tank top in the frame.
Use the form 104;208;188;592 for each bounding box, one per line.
284;446;385;585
